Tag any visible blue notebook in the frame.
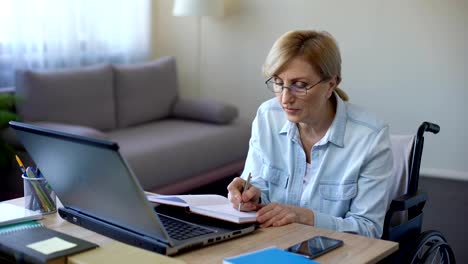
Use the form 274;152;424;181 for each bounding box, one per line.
223;247;318;264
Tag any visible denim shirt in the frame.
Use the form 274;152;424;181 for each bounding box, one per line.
241;94;393;238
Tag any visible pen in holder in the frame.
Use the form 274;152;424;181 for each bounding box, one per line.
22;167;56;214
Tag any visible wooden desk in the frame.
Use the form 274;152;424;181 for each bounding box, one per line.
6;198;398;263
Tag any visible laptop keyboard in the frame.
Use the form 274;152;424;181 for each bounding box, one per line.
157;213;215;241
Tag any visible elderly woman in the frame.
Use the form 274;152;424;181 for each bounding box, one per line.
227;30;393;238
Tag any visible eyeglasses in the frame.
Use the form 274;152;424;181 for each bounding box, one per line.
265;77;324;97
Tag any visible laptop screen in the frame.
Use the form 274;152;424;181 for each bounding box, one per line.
10;122;169;242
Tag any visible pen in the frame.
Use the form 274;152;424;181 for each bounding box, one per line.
35;168;53;192
26;167;52;211
238;173;252;211
15;155;26;175
16;156;36;209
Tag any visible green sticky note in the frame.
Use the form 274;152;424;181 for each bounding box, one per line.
27;236;77;255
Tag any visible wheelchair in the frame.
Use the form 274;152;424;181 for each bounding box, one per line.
382;122;456;263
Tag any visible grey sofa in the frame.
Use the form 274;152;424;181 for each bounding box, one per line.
5;56;250;195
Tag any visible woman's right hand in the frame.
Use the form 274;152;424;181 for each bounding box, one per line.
227;177;262;211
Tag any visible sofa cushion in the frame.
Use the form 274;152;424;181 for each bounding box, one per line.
113;56;179;128
171;98;238;124
107;119;250;190
15;65;116;131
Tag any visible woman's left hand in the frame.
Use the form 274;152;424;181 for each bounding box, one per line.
257;203;315;228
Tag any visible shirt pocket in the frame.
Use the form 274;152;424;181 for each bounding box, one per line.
261;164;288;201
319;183;357;216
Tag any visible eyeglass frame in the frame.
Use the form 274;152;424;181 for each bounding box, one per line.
265;76;326;97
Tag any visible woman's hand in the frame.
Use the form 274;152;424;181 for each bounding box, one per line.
227;177;262;211
257;203;315;228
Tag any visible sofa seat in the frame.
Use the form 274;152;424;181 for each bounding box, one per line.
108;119;250;191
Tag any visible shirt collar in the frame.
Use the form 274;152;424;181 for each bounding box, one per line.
278;92;347;147
279;119;300;143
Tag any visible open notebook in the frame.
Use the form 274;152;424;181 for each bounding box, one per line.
147;194;257;224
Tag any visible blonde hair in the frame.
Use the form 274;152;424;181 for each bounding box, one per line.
263;30;349;101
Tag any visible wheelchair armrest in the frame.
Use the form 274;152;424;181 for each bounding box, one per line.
383;191;428;240
389;191;427;212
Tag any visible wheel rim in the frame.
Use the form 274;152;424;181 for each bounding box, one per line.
410;233;454;264
420;242;452;264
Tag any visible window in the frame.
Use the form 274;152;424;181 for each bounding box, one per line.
0;0;151;87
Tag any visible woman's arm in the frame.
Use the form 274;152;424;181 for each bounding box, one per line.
238;114;272;203
227;113;270;209
257;203;315;227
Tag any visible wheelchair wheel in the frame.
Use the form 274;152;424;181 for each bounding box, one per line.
408;230;456;264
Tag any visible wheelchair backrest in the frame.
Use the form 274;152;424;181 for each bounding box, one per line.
383;122;439;240
388;134;415;225
389;135;414;201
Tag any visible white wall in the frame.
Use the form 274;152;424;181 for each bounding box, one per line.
152;0;468;180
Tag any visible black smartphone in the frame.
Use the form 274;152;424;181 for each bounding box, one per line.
286;236;344;259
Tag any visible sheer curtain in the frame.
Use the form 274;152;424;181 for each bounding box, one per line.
0;0;151;87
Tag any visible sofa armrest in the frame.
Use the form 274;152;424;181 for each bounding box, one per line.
171;98;238;124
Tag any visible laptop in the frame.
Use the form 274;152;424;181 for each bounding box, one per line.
9;121;256;255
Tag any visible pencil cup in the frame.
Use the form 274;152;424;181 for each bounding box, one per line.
22;175;57;214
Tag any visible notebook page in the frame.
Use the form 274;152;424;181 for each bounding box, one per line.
192;204;257;222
